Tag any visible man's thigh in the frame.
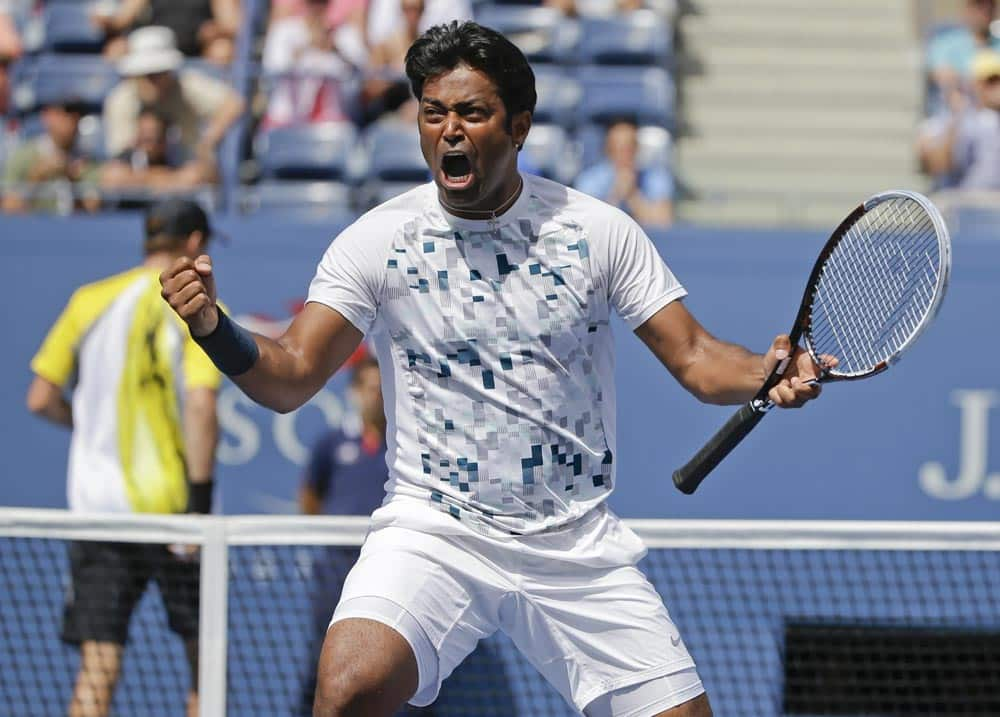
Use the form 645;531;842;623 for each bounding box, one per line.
330;527;510;706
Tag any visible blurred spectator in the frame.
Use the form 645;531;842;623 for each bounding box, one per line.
261;0;361;129
0;56;15;166
101;106;217;194
365;0;470;48
2;97;101;214
927;0;999;113
0;1;23;61
574;119;674;227
92;0;241;65
0;0;21;135
923;50;1000;190
270;0;368;40
361;0;423;124
104;27;244;163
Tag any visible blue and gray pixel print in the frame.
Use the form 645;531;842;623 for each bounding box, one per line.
383;204;614;533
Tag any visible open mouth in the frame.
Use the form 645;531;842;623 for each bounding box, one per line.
440;152;474;190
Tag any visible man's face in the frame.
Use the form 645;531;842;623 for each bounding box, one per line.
966;0;996;33
42;106;80;148
418;64;529;209
136;114;168;163
352;364;384;426
605;122;639;169
138;71;175;99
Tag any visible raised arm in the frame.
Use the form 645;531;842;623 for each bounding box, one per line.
635;300;822;408
160;255;364;414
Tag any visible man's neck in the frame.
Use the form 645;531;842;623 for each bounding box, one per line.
439;174;523;220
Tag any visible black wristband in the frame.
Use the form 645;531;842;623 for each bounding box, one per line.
187;480;214;514
192;308;260;376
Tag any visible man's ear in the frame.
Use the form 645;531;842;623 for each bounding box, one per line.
512;111;532;151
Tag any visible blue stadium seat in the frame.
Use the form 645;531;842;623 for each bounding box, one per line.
256;122;357;181
520;124;578;185
42;3;105;53
12;54;118;115
473;6;578;63
574;66;675;128
363;121;429;182
576;122;672;173
576;11;671;66
532;64;580;127
240;180;355;221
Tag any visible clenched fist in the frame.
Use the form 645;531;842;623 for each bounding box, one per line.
160;254;219;337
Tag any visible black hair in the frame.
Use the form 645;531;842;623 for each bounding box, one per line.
405;21;536;130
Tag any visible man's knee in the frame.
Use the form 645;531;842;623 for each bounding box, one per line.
312;663;376;717
312;618;419;717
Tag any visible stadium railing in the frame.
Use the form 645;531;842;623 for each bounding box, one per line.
2;508;999;716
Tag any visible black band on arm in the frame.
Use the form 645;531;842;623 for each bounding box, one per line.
192;308;260;376
186;479;214;514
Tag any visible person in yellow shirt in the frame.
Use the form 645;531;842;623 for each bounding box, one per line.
26;198;223;717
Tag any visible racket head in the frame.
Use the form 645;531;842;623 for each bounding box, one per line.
800;190;951;380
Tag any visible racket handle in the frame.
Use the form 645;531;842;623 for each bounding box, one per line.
672;402;768;494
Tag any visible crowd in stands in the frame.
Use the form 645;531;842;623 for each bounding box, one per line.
0;0;676;226
919;0;1000;193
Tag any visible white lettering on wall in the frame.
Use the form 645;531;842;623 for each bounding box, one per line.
919;390;1000;500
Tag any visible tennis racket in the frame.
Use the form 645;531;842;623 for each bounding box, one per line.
672;190;952;495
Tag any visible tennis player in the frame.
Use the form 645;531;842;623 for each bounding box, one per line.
29;199;222;717
160;22;826;717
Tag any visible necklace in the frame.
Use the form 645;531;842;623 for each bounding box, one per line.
438;176;524;221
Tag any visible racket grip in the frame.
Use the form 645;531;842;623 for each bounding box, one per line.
672;402;768;494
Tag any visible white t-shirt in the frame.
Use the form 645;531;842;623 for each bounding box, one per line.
308;175;686;541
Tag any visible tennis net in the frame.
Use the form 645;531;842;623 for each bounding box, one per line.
1;509;999;716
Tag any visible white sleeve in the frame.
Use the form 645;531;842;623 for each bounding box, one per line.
604;212;687;330
306;221;387;335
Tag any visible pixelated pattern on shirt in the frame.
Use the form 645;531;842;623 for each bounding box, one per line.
382;203;615;533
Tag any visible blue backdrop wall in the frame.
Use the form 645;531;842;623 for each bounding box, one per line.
3;214;997;519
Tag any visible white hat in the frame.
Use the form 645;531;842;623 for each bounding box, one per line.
118;26;184;77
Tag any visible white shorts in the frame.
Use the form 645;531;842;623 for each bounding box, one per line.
330;523;700;713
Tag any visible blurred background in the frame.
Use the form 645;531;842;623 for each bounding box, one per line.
1;0;998;520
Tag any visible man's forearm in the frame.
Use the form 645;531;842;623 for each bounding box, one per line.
228;332;335;413
36;397;73;427
26;376;73;428
686;337;767;405
192;305;363;414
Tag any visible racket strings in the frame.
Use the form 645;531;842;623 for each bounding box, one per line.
825;200;939;367
807;197;943;376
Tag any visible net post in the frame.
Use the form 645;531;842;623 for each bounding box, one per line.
199;517;228;717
